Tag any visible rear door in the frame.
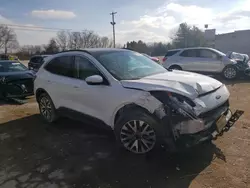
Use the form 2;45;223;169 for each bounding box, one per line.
178;49;203;71
43;55;76;109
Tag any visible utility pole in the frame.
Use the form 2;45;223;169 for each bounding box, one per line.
110;11;117;48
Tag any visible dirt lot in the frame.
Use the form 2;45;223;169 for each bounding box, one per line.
0;79;250;188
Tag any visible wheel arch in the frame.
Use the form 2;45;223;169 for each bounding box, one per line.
112;101;163;129
35;88;49;102
169;64;182;70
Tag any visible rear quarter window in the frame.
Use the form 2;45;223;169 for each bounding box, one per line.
165;50;180;57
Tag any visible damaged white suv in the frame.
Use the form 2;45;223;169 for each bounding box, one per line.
34;49;233;154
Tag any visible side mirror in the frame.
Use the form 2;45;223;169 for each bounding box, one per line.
85;75;103;85
217;55;223;60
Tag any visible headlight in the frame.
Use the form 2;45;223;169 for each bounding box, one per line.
150;91;196;107
150;91;197;119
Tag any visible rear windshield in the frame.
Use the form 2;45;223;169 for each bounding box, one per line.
165;50;180;57
0;61;27;72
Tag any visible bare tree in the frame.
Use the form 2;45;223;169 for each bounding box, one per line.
98;36;113;48
55;31;69;51
45;38;59;54
55;29;114;50
0;25;19;54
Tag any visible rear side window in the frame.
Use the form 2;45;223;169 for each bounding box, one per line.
30;57;41;63
165;50;180;57
180;49;198;57
45;56;74;77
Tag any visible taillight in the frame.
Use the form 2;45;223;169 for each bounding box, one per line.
162;57;167;62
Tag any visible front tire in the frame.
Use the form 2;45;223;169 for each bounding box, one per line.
38;93;58;123
222;65;237;80
114;110;163;154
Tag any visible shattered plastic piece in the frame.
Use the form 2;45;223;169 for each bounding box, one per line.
175;119;205;134
154;104;166;119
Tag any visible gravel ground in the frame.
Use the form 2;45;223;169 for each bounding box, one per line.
0;79;250;188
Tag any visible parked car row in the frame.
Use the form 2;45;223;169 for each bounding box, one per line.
162;47;250;80
0;48;242;155
28;55;51;71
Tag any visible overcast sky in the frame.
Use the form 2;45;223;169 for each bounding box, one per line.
1;0;250;45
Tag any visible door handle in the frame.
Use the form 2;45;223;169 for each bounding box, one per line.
73;86;79;88
47;80;51;83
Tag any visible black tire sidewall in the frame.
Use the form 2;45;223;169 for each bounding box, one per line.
223;65;237;80
114;110;164;154
38;93;57;123
169;65;182;70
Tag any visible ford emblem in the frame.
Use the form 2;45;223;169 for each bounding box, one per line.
216;95;221;99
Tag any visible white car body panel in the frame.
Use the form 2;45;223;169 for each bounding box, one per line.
121;70;222;99
34;50;230;131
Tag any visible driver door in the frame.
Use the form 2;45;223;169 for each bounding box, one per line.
69;55;115;125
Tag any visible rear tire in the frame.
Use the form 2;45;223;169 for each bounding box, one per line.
114;110;163;155
222;65;237;80
169;65;182;70
38;93;58;123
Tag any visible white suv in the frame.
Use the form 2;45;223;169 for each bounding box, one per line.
34;49;233;154
162;47;238;79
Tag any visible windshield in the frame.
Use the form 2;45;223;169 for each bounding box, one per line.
0;61;28;72
95;51;166;80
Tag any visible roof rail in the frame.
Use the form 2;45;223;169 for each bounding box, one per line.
54;49;92;55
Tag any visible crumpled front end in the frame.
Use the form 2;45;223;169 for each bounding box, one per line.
0;76;34;99
150;84;242;151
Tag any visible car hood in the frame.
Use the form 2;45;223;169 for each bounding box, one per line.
0;70;35;82
120;70;223;99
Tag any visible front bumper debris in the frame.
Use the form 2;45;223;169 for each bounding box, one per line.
0;79;34;104
160;97;243;152
169;109;243;151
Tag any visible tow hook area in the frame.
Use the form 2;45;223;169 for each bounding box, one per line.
212;110;244;140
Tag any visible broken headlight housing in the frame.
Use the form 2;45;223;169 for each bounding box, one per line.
150;91;198;119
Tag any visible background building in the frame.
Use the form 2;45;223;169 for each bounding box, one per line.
205;29;250;56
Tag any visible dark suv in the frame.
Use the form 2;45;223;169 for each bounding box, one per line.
28;55;51;71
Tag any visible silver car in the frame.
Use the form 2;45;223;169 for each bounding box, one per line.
162;47;238;79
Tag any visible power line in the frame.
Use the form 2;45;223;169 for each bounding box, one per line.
2;27;59;32
0;23;111;35
0;23;72;31
110;11;117;48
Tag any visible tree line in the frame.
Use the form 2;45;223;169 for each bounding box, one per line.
0;22;207;59
126;23;207;56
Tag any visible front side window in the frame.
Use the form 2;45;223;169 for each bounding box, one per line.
31;57;41;63
199;50;218;59
95;51;166;80
75;56;101;80
45;56;74;77
0;61;27;72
